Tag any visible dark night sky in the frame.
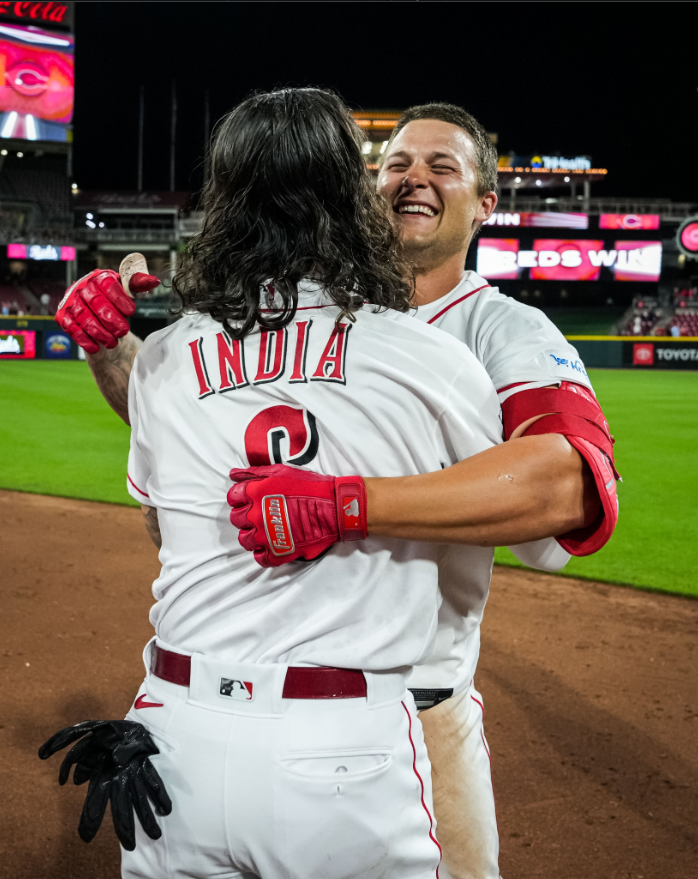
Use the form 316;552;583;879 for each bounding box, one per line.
72;2;698;203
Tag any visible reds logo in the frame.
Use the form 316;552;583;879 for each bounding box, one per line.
244;405;319;466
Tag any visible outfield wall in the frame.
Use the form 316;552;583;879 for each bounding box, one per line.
2;318;698;370
568;336;698;370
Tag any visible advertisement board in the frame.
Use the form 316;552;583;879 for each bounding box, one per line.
0;328;35;357
477;238;662;282
45;330;71;358
0;22;74;142
529;239;605;281
7;243;75;260
612;240;662;282
626;341;698;370
483;211;589;229
599;214;660;231
476;239;520;280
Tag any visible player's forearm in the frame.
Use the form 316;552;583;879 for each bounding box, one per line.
86;332;141;425
364;434;600;546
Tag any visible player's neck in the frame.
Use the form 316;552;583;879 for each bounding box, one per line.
411;248;469;307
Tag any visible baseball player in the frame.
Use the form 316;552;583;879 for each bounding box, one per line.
42;86;522;879
222;105;619;879
54;102;617;879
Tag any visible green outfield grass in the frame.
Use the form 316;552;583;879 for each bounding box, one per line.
1;361;696;596
0;361;134;506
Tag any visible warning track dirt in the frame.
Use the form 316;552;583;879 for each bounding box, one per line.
1;490;697;878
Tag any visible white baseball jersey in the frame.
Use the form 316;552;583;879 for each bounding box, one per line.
406;270;588;696
127;280;502;673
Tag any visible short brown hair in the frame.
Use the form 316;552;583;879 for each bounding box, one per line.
387;103;498;196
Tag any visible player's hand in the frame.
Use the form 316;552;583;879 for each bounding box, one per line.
39;718;172;851
56;269;159;355
228;464;368;568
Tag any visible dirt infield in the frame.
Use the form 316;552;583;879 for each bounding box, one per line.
2;489;697;879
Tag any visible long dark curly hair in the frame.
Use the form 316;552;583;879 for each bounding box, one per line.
173;87;413;339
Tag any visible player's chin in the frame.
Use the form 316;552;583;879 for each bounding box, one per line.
399;227;439;252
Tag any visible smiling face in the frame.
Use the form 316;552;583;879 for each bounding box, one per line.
377;119;497;270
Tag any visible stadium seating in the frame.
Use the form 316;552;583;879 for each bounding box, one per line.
26;279;65;314
0;283;29;315
672;287;698;309
618;296;664;336
667;310;698;337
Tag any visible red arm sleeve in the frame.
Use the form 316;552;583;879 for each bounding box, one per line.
501;382;619;556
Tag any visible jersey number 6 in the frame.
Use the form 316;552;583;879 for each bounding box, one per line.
244;405;319;467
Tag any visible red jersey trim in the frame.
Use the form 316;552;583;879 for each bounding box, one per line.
426;284;490;325
496;381;529;395
127;474;149;498
402;701;442;876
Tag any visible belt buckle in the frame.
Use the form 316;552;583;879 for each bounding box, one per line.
408;688;454;711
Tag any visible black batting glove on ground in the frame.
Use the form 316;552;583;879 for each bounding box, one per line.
38;719;172;851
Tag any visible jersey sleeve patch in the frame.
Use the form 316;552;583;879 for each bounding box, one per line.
544;349;589;382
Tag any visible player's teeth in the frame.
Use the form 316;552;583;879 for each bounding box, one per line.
399;205;435;217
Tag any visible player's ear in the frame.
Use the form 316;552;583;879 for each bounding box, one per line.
474;190;497;225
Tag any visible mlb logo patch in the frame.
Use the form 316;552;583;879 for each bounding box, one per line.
633;343;654;366
220;678;254;701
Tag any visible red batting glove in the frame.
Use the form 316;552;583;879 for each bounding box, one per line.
56;269;160;354
227;464;368;568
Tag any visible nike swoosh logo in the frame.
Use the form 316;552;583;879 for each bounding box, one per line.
134;694;164;709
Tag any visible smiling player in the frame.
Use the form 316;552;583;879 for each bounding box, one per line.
227;104;619;879
55;101;618;879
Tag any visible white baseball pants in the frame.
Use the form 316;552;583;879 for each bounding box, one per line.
120;642;442;879
420;684;500;879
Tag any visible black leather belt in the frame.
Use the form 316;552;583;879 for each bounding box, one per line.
409;688;454;711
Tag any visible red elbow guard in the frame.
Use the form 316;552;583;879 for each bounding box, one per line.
501;382;619;556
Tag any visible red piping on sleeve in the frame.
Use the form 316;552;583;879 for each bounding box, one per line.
426;284;490;325
402;701;442;876
127;474;150;498
496;381;529;395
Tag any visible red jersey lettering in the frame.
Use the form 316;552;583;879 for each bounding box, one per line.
254;329;287;385
188;338;215;399
216;332;248;392
311;323;350;384
289;320;312;383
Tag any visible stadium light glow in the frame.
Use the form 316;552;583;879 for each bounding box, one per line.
25;114;37;141
0;26;72;48
1;111;17;138
16;151;23;158
0;149;6;156
86;213;93;219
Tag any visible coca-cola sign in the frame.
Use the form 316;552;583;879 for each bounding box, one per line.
0;2;68;25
